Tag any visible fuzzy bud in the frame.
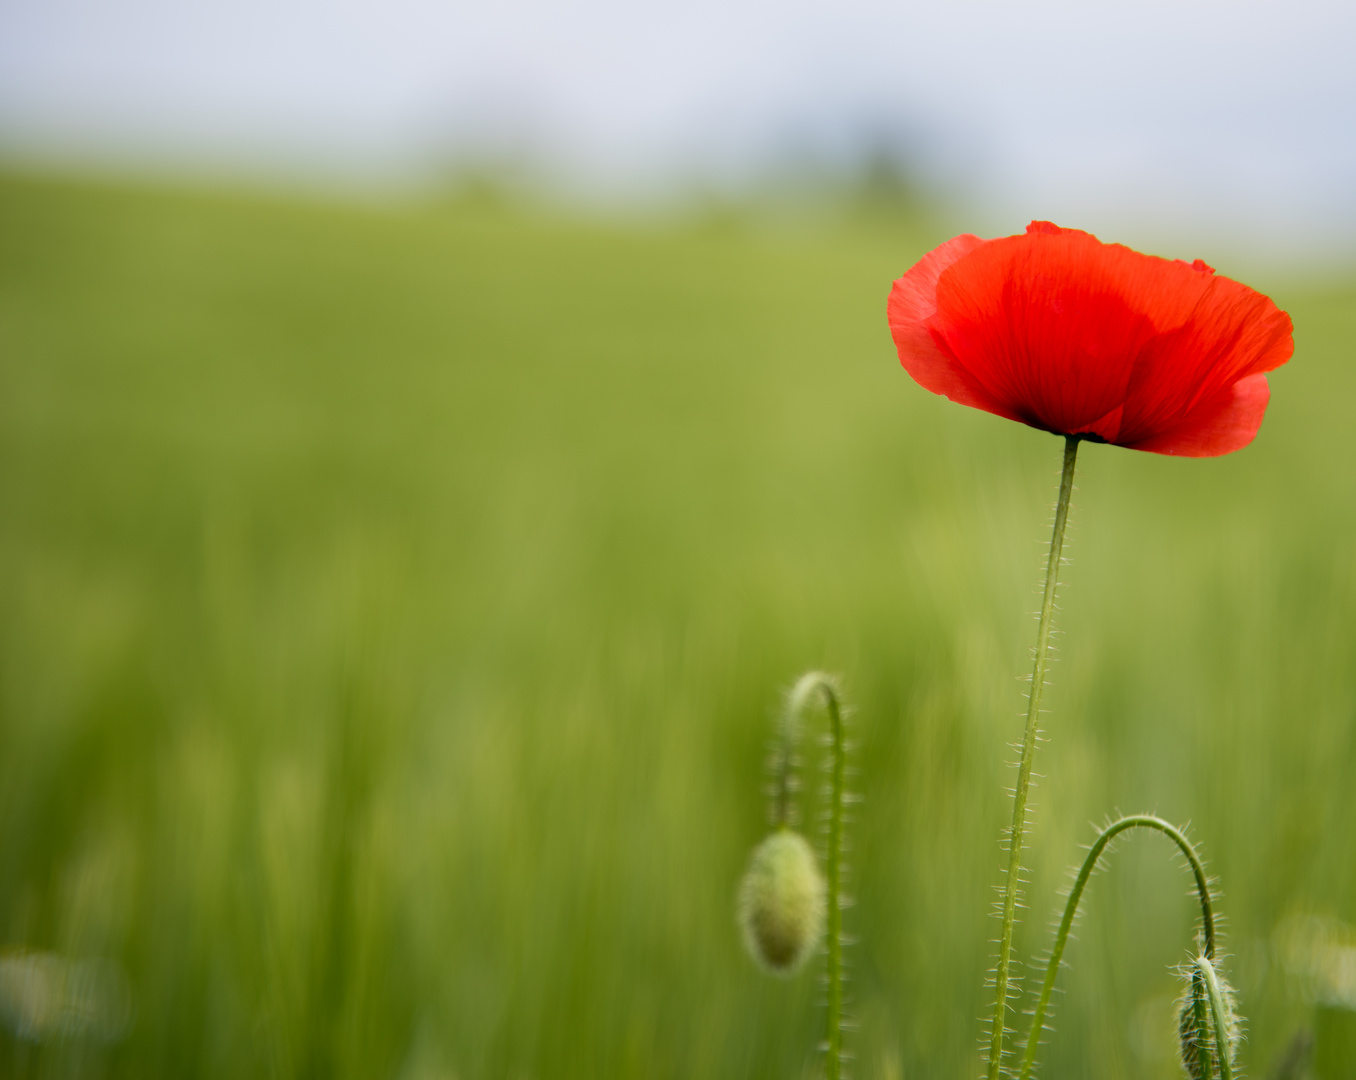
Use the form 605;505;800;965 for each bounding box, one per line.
737;830;826;975
1179;955;1242;1079
1178;969;1211;1080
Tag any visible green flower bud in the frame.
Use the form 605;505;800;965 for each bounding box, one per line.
1179;954;1242;1080
737;829;826;975
1178;969;1212;1080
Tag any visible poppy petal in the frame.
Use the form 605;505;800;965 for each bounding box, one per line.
926;228;1158;435
1123;372;1272;457
887;234;1020;419
1112;273;1294;446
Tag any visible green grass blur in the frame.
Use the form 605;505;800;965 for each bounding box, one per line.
0;170;1353;1079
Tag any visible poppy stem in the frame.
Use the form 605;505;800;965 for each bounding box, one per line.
1196;955;1236;1080
824;683;846;1080
1015;814;1217;1080
986;434;1080;1080
787;673;848;1080
773;688;798;831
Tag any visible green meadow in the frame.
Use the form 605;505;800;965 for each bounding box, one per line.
0;170;1354;1079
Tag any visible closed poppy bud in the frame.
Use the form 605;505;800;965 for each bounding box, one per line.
737;830;826;975
1176;955;1241;1078
888;222;1294;457
1177;969;1212;1080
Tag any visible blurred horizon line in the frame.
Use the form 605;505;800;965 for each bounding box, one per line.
4;128;1355;278
3;0;1355;264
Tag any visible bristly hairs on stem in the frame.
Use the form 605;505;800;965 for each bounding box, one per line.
1014;814;1232;1080
753;671;853;1080
1194;953;1240;1080
988;435;1080;1080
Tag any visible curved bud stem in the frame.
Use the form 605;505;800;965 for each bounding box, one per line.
773;682;801;830
1017;814;1218;1080
785;672;848;1080
988;435;1080;1080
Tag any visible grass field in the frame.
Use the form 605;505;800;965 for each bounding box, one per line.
0;170;1354;1079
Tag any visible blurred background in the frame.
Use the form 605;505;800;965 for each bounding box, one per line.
0;1;1354;1077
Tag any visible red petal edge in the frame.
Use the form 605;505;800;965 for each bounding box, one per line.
887;234;1023;420
1124;372;1272;457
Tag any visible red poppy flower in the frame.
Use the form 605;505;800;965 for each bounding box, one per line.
888;221;1293;456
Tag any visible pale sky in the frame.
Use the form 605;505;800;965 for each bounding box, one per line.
1;0;1353;251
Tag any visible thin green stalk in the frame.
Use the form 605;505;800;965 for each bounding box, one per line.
824;684;846;1080
1197;956;1236;1080
1017;815;1217;1080
773;687;798;829
987;435;1080;1080
786;673;848;1080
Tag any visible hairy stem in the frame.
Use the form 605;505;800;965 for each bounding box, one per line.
987;435;1080;1080
1017;815;1217;1080
1197;956;1235;1080
787;673;848;1080
824;685;846;1080
773;690;797;829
